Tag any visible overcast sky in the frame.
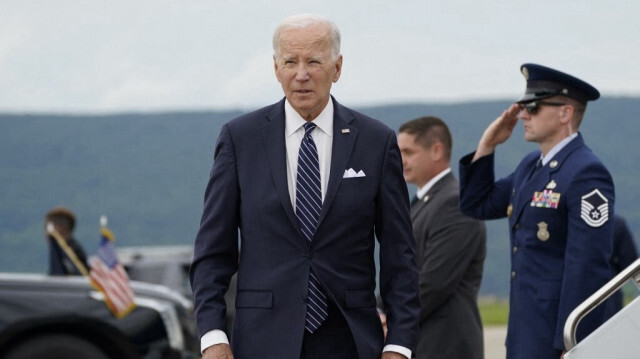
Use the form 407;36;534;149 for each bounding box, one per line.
1;0;638;113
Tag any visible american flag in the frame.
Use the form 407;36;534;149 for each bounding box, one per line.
89;225;135;318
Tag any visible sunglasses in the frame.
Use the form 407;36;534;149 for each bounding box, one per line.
521;101;566;115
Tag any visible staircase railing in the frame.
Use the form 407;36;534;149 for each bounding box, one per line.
564;258;640;350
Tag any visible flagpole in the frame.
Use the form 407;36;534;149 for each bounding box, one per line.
89;215;136;318
100;215;116;242
46;223;90;277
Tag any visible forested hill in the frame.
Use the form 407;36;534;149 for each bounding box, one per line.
2;97;638;297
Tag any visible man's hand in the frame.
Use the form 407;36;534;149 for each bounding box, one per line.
381;352;407;359
377;310;388;339
472;103;522;162
202;343;234;359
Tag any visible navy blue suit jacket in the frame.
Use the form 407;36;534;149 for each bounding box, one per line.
459;133;615;358
190;97;420;359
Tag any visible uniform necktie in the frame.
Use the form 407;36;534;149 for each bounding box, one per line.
296;122;328;333
529;158;543;180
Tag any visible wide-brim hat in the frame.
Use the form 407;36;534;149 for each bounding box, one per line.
517;63;600;104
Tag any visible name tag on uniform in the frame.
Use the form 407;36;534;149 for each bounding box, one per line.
530;190;561;208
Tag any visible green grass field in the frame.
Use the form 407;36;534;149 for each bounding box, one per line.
479;288;640;327
479;298;509;326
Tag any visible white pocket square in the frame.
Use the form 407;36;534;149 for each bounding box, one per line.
343;168;366;178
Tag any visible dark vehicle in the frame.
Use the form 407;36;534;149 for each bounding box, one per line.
117;245;236;336
0;273;199;359
118;245;193;298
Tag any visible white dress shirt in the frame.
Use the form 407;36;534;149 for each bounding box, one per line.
540;133;578;166
285;99;333;206
416;168;452;200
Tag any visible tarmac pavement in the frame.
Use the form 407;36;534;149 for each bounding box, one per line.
484;326;507;359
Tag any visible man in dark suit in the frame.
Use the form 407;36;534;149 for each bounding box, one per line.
459;64;615;358
398;116;486;359
190;13;420;359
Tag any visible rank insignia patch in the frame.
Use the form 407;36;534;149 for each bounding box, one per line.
530;189;561;208
581;189;609;227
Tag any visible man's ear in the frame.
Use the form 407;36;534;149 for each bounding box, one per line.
431;142;444;161
560;105;574;124
332;55;343;83
274;56;282;83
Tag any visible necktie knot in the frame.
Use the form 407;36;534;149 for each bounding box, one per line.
303;122;316;138
529;157;543;180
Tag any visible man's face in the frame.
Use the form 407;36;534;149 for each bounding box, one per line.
519;98;566;144
274;24;342;121
398;132;435;188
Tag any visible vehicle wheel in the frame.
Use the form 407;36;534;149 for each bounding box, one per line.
4;334;110;359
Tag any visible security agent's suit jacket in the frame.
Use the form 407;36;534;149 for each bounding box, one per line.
190;97;420;359
459;133;614;359
410;172;486;359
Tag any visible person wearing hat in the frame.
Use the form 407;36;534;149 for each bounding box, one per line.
458;63;615;358
45;206;89;276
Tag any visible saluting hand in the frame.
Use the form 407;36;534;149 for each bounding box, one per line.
202;343;234;359
472;103;522;162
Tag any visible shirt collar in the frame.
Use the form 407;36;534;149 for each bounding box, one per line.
541;132;578;166
285;99;334;137
416;168;451;199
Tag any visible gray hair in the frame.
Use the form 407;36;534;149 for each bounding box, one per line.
272;13;341;60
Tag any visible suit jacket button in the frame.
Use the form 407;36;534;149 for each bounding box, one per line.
512;246;518;254
511;271;517;279
514;223;520;230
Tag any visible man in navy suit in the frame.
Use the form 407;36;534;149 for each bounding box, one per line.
190;14;420;359
458;64;615;358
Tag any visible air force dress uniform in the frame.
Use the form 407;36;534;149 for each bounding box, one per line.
459;64;615;359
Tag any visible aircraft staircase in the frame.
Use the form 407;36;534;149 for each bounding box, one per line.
565;258;640;358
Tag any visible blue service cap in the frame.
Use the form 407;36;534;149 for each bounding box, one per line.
516;63;600;104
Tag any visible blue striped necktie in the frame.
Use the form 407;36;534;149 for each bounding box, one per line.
296;122;328;333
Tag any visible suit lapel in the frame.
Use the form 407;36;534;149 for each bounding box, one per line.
512;156;546;222
317;98;357;227
261;99;302;233
410;198;423;221
410;172;454;221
